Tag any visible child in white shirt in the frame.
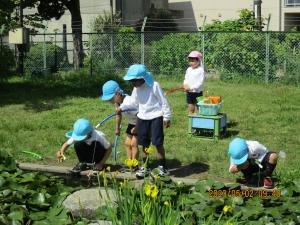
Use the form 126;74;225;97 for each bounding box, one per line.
228;137;278;188
183;50;205;114
57;118;112;173
101;80;139;171
120;64;171;179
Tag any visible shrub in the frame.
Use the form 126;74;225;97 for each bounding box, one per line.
208;32;276;80
24;43;69;77
150;33;200;75
0;44;15;80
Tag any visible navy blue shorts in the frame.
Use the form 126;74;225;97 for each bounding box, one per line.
136;117;164;147
74;141;106;164
241;152;275;177
126;124;136;135
186;92;202;104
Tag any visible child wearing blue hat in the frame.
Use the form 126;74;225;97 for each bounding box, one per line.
57;118;112;173
119;64;171;178
101;80;139;172
228;137;278;188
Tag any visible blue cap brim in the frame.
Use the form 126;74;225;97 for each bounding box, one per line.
124;72;154;87
71;133;87;141
101;93;115;101
65;131;73;139
231;153;248;165
124;74;137;81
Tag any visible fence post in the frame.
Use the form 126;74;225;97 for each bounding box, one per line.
265;32;270;83
0;33;2;58
0;25;3;58
141;17;147;64
43;32;47;74
265;14;271;83
201;16;206;69
89;34;93;76
110;32;114;60
54;32;57;72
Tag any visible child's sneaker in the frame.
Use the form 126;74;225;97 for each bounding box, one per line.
135;166;151;179
71;162;87;173
263;177;274;189
119;166;131;173
151;165;170;177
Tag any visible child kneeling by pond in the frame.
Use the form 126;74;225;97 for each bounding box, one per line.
228;137;278;188
57;118;112;173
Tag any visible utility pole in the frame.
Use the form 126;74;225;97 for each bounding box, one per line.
254;0;262;31
110;0;114;59
18;0;24;75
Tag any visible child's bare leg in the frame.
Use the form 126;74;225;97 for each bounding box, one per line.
188;104;196;114
156;145;167;168
268;153;278;164
194;103;198;113
265;153;278;177
131;135;139;160
125;135;132;159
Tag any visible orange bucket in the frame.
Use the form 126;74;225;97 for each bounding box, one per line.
209;96;222;104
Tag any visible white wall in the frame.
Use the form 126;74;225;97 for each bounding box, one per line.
168;0;296;31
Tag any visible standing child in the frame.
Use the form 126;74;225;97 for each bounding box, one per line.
228;137;278;188
119;64;171;178
101;80;139;171
57;118;112;173
183;50;205;114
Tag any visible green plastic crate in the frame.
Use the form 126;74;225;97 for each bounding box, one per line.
197;101;223;116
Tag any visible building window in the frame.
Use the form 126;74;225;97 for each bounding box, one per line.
285;0;300;7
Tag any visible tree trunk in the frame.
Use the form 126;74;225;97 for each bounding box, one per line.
66;0;83;70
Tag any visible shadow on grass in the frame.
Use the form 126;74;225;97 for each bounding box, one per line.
150;159;209;177
0;72;129;112
222;119;239;138
169;162;209;178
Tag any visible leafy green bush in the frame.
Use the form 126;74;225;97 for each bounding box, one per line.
0;44;15;80
150;33;200;75
88;28;139;70
273;32;300;84
24;43;69;77
209;32;276;80
114;28;139;68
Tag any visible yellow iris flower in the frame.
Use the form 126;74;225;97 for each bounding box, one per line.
144;183;159;198
124;159;139;168
145;145;155;154
144;184;152;196
223;205;232;214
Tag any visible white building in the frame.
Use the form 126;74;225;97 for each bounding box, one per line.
168;0;300;31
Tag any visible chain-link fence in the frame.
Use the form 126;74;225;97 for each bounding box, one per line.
23;31;300;83
0;35;15;79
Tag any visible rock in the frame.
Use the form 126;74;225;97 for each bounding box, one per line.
62;187;116;219
88;220;112;225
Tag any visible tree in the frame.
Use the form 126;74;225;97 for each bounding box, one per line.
204;9;259;31
91;11;121;33
36;0;83;70
135;9;177;32
0;0;41;32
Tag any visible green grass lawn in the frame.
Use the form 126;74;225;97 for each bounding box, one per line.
0;73;299;181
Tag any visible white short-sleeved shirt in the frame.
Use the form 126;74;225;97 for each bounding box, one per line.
67;130;111;149
121;82;171;121
229;140;268;171
183;66;205;93
120;95;138;125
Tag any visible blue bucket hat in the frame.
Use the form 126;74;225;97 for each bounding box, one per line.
101;80;124;101
71;118;93;141
228;138;248;165
123;64;154;87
